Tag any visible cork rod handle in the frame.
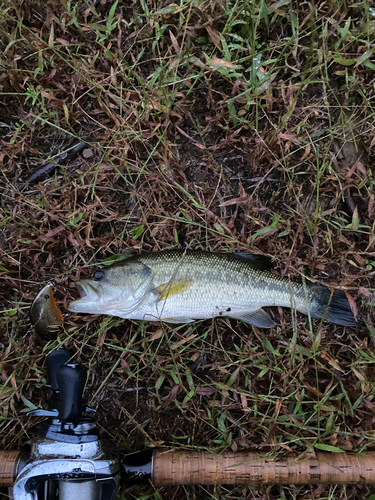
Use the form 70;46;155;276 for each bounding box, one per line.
153;450;375;486
0;450;24;487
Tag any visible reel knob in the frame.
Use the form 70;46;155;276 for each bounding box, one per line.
56;364;87;423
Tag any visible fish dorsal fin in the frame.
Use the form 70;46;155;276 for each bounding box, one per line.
156;278;194;301
235;308;275;328
234;253;273;270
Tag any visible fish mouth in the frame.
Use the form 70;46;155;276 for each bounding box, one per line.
68;280;102;312
75;282;87;298
76;280;102;299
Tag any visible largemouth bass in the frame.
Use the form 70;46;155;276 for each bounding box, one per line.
68;251;356;327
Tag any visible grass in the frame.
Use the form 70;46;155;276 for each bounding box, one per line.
0;0;375;498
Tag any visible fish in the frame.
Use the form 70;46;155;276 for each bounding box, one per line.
30;284;64;336
68;250;357;328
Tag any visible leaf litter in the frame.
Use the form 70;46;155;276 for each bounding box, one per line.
0;1;375;499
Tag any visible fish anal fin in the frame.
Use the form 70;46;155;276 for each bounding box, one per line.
162;317;195;324
234;253;273;270
235;308;275;328
156;278;193;301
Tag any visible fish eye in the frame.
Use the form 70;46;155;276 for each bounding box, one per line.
93;270;105;281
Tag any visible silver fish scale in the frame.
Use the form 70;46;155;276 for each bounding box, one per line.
135;251;310;321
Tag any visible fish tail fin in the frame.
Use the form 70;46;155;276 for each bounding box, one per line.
310;286;357;327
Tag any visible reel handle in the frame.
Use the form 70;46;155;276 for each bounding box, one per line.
46;348;88;423
47;348;73;393
56;364;87;423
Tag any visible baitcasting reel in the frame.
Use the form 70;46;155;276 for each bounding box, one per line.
11;348;150;500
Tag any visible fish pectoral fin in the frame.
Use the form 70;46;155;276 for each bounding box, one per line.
156;278;194;301
161;316;195;324
235;308;276;328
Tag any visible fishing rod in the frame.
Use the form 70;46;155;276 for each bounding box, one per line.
2;346;375;499
1;286;374;499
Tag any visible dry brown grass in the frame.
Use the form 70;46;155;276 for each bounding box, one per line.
1;0;375;498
